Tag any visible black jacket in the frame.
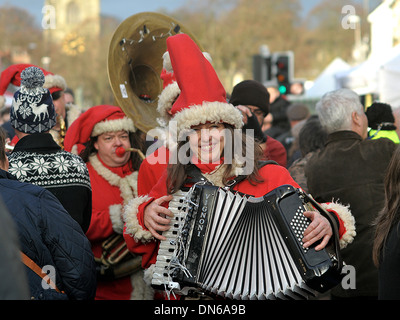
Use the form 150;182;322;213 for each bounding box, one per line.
8;133;92;232
306;130;396;298
0;169;96;299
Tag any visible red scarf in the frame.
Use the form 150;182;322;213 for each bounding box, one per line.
191;155;224;174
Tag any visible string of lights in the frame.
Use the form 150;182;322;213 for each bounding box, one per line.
119;23;181;50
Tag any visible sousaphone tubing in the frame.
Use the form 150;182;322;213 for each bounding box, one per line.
108;12;203;134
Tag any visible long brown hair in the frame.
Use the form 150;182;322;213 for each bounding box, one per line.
166;124;264;194
372;145;400;267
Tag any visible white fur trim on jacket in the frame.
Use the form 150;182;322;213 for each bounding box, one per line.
89;155;138;202
130;269;154;300
66;103;81;127
109;204;124;234
124;195;154;243
92;117;136;137
143;264;155;287
321;202;356;249
173;101;243;137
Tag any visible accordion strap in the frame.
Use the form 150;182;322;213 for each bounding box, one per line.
299;191;343;271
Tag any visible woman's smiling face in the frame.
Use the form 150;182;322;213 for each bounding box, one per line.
188;122;226;163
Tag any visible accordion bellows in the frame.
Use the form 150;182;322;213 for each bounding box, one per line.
152;184;343;300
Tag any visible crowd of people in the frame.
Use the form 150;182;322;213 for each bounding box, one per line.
0;32;399;301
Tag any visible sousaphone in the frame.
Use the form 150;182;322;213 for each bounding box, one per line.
108;12;203;134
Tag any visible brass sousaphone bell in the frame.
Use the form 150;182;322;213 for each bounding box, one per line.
108;12;204;134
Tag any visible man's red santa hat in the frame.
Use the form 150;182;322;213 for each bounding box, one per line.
166;34;243;136
64;105;136;155
0;63;67;108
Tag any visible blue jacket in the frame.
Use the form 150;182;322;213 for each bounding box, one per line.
0;169;96;300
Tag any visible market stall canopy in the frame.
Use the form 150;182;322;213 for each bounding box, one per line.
304;58;351;98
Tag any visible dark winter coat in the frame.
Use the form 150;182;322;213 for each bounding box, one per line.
0;169;96;300
306;130;396;298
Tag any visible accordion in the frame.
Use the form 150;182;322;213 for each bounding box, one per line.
152;184;344;300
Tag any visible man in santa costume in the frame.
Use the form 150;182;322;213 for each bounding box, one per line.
64;105;152;300
123;34;356;299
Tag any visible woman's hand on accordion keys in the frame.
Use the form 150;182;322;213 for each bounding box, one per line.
302;210;333;251
143;195;174;241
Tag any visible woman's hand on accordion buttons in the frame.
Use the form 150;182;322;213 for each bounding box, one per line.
144;195;174;241
302;210;333;251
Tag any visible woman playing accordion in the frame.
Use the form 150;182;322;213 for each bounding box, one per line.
123;34;356;300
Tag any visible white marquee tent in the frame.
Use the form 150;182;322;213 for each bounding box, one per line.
304;58;351;98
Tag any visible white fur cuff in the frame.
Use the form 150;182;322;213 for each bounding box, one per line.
109;204;124;234
123;195;154;243
321;202;356;249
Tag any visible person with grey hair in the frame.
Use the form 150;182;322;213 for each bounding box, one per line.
305;88;396;300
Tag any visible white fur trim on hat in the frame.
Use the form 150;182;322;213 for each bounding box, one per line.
172;101;243;137
123;195;154;243
321;201;356;249
162;52;173;73
92;117;136;137
44;74;67;91
157;82;180;122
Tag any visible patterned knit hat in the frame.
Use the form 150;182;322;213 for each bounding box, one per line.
10;66;56;134
167;34;243;136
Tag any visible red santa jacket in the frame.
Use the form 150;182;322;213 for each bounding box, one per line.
123;162;356;271
86;154;138;300
137;145;170;196
264;135;287;167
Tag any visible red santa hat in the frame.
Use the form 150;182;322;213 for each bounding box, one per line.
43;71;67;95
166;34;242;136
64;105;136;155
0;64;36;108
157;50;213;124
0;64;67;108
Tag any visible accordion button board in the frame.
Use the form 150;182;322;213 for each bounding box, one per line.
151;184;343;300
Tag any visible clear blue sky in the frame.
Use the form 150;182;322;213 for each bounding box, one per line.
0;0;327;25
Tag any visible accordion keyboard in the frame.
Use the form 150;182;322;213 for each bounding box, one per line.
151;190;188;288
291;206;310;253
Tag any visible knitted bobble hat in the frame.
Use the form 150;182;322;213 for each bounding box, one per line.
10;66;56;134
